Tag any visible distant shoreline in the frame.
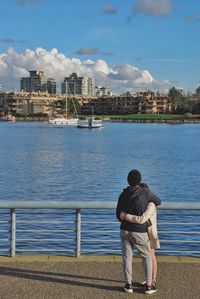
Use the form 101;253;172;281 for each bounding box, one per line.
108;118;200;124
13;116;200;124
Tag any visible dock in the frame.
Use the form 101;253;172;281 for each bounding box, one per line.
0;255;199;299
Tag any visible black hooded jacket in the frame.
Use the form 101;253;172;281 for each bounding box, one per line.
116;185;161;232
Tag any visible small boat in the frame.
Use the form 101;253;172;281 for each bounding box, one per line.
0;114;16;122
48;115;78;125
77;116;103;129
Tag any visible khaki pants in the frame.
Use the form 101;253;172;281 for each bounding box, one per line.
120;230;152;285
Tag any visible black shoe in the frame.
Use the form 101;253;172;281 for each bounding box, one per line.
145;284;157;295
132;281;145;289
124;283;133;293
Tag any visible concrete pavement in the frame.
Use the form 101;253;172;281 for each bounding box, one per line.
0;256;199;299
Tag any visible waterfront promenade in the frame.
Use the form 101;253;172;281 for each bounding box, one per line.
0;255;199;299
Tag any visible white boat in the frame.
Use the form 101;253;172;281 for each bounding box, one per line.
77;117;103;128
48;116;78;125
0;114;16;122
48;94;78;126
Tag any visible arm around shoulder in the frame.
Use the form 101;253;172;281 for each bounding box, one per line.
125;202;156;224
148;191;161;206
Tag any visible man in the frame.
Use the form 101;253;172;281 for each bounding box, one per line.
116;169;161;294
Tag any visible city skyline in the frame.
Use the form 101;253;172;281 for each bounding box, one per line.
0;0;199;93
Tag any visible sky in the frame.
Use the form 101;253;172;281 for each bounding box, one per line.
0;0;199;94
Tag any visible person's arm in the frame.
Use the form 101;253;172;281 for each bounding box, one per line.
147;190;161;206
116;189;126;222
121;202;156;224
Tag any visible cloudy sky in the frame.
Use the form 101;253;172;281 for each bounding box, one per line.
0;0;199;93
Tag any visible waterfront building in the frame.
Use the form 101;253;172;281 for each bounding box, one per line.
138;91;171;114
81;91;171;115
1;89;172;116
81;95;140;115
0;91;60;115
61;73;95;96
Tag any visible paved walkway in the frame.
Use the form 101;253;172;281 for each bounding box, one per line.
0;256;199;299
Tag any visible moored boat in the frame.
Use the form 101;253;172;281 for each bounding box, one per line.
48;116;78;125
0;114;16;122
77;117;103;129
48;94;78;126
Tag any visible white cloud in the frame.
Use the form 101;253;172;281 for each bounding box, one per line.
134;0;172;17
0;47;169;93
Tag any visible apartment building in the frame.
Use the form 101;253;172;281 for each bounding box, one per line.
81;95;140;115
46;78;56;94
81;92;171;115
20;71;56;94
61;73;94;96
137;91;171;114
0;91;60;115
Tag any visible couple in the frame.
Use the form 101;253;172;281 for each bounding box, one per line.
116;169;161;295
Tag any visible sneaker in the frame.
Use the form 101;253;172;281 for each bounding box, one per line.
141;280;147;287
145;284;157;295
124;283;133;293
132;281;144;289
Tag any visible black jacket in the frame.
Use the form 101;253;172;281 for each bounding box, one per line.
116;185;161;232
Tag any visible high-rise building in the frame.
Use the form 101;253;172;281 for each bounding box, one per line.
20;71;56;94
47;78;56;94
20;77;31;92
61;73;94;96
196;86;200;95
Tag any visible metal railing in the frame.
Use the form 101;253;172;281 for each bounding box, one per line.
0;201;200;257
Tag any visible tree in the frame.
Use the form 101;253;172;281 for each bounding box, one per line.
168;87;190;113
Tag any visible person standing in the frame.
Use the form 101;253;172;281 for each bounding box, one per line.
116;170;161;294
120;200;160;287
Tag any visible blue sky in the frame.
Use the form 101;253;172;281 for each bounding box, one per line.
0;0;199;93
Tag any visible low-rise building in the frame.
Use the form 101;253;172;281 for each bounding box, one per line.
0;91;59;115
81;91;171;115
0;90;172;116
138;91;171;114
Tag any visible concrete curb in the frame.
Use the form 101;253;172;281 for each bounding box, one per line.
0;255;199;263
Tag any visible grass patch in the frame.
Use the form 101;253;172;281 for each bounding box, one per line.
109;114;184;119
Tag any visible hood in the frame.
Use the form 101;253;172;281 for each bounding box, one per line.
124;185;143;199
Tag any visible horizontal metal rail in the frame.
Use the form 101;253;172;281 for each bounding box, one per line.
0;201;199;257
0;200;199;209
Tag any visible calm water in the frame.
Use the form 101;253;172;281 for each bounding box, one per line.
0;122;200;201
0;122;200;255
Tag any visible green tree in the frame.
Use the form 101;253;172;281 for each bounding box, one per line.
168;87;190;113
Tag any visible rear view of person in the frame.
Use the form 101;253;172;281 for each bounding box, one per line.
116;170;161;294
120;183;160;287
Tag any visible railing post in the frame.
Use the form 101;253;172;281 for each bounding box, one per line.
10;208;16;257
75;208;81;258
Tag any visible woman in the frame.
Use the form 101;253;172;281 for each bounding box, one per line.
120;185;160;286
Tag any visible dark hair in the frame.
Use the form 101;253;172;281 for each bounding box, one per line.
127;169;141;186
